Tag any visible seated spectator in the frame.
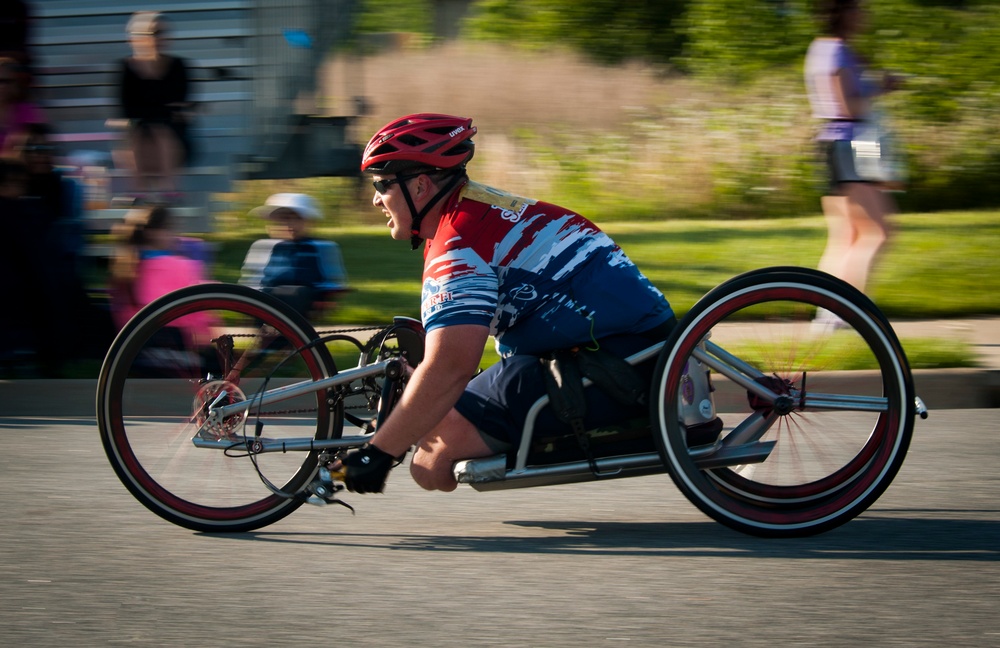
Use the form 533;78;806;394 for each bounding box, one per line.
110;205;215;346
117;11;192;199
239;193;349;318
0;158;111;376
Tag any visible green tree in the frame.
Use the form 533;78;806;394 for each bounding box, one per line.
354;0;433;41
857;0;1000;123
463;0;689;65
679;0;815;79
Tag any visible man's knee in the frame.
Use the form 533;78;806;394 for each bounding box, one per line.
405;408;492;492
409;450;458;492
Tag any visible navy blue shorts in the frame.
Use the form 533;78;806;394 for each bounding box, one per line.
453;321;675;454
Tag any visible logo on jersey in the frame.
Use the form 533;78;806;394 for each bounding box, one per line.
496;202;530;223
510;283;537;301
422;277;453;308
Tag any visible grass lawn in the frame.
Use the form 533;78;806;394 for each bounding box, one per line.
206;209;1000;323
50;209;989;378
194;208;999;371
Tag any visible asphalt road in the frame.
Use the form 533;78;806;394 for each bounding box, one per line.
1;410;998;647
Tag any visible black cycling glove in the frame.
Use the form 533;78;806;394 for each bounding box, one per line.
341;443;395;493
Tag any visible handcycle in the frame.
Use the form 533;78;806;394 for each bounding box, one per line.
96;266;928;538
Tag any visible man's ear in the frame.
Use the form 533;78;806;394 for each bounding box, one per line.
414;173;432;198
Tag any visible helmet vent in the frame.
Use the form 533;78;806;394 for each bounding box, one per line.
397;134;429;147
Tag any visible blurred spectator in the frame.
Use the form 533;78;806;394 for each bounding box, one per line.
804;0;902;322
0;56;44;155
0;1;30;57
239;193;350;318
0;157;110;376
0;159;43;373
8;122;85;262
0;1;32;99
117;11;192;199
109;205;215;345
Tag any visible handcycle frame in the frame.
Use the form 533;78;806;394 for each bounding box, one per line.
193;339;777;476
97;266;927;537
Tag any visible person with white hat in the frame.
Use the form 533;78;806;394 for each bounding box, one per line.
238;193;349;317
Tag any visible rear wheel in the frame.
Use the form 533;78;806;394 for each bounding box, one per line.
652;267;915;537
97;284;341;532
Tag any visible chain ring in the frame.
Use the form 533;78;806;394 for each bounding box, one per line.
193;380;248;437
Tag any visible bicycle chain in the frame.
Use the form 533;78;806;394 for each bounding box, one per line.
251;402;374;416
219;325;386;417
222;324;385;338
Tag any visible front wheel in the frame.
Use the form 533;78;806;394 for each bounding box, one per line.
651;267;915;537
97;284;342;532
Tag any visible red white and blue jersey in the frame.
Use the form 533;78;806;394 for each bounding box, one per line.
421;182;673;357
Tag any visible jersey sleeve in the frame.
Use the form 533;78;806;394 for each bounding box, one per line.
421;246;498;332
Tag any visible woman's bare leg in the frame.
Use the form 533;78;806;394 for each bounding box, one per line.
840;183;893;293
818;194;852;278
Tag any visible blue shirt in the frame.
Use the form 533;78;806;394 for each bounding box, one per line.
239;238;348;292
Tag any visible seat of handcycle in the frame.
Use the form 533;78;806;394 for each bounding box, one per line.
524;416;657;467
520;413;723;468
516;338;667;469
504;333;724;471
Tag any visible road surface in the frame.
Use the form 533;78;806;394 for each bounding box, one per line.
0;410;997;647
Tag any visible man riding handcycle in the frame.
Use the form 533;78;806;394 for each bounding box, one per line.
337;113;720;494
97;113;921;538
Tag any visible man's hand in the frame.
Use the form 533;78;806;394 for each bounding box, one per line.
340;444;395;493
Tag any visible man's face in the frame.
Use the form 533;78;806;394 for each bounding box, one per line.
372;174;419;241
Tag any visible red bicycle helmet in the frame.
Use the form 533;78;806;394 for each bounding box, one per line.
361;113;476;175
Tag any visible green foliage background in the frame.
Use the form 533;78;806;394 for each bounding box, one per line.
463;0;689;65
348;0;1000;216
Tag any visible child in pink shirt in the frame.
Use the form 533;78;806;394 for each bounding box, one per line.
110;205;215;345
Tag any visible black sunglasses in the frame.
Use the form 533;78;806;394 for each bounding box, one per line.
372;172;422;194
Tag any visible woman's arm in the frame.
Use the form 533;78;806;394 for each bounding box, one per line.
831;67;870;120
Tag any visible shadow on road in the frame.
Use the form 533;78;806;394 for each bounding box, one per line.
216;512;1000;560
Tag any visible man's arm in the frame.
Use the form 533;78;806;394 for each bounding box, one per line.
368;323;490;458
